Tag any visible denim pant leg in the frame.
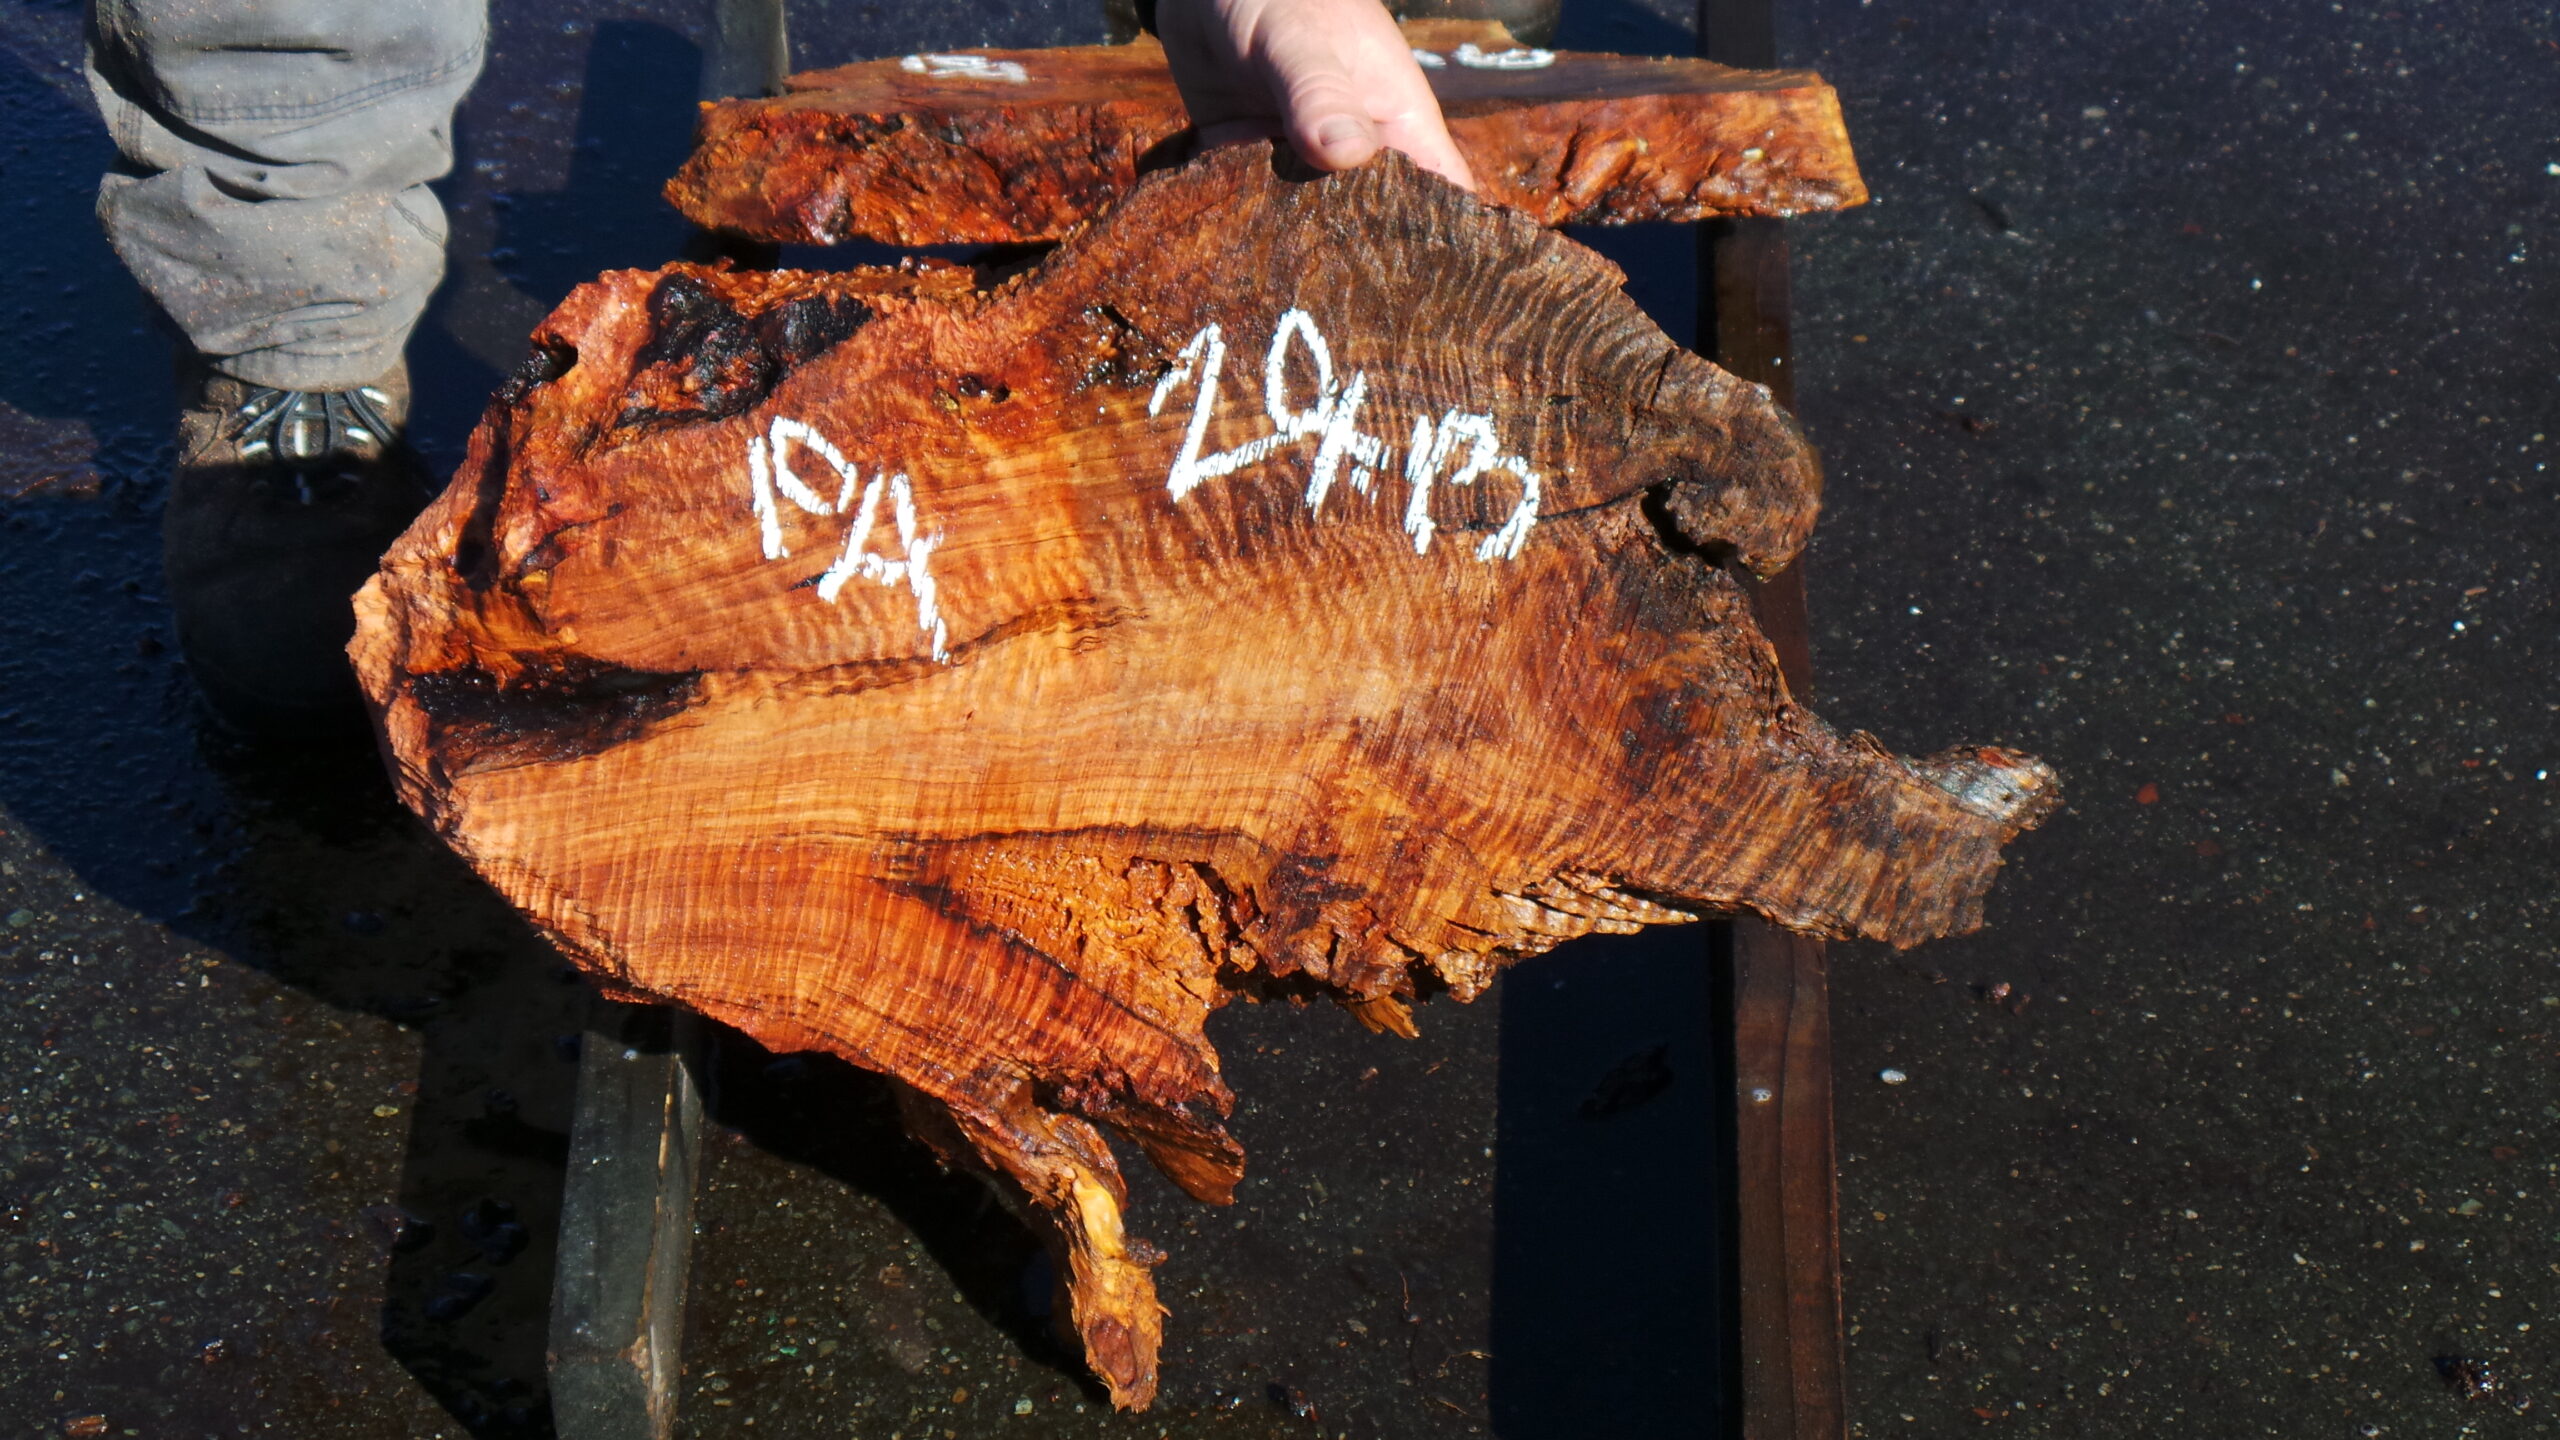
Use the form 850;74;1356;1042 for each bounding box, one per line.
86;0;489;391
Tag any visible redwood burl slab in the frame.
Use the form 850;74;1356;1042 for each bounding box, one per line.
667;21;1867;246
353;145;2049;1409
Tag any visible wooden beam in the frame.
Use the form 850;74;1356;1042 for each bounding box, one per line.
1724;919;1845;1440
1703;3;1849;1436
547;1000;704;1440
702;0;790;103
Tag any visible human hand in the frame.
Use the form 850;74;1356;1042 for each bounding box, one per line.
1153;0;1475;190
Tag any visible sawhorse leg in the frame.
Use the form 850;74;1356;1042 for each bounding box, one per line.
1703;0;1851;1422
550;1001;705;1440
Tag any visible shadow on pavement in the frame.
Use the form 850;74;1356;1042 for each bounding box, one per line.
490;20;706;313
0;16;707;1439
1489;927;1729;1437
693;1027;1100;1392
187;740;584;1440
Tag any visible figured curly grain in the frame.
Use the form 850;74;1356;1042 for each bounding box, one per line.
355;145;2043;1411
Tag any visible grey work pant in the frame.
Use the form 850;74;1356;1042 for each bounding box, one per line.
86;0;489;390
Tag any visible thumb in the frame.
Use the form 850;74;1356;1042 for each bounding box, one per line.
1248;3;1474;187
1255;31;1383;170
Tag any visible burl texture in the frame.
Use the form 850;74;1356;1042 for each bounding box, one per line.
667;21;1867;246
354;145;2048;1409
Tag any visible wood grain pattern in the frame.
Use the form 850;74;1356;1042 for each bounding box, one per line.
353;145;2045;1410
666;21;1866;247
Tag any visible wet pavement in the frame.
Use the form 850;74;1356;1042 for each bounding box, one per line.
0;0;2548;1436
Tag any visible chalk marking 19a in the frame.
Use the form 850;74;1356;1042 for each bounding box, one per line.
748;415;950;662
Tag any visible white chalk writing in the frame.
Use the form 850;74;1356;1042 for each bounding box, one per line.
748;416;950;661
1147;309;1543;561
1402;410;1542;560
899;53;1029;83
739;312;1540;652
1453;43;1555;70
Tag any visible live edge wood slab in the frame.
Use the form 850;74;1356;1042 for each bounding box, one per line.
353;144;2050;1410
666;20;1867;246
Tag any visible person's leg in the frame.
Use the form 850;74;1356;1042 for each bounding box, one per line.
87;0;488;393
87;0;490;736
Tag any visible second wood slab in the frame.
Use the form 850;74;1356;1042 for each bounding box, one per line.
668;20;1866;246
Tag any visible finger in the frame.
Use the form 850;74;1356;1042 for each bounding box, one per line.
1252;2;1475;189
1366;94;1475;191
1253;19;1383;170
1194;116;1285;152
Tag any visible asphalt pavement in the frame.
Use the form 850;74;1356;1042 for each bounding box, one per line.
1790;1;2557;1436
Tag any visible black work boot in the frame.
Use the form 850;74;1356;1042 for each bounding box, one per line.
163;358;436;739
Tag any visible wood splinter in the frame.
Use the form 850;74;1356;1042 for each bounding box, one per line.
354;144;2052;1410
667;20;1868;247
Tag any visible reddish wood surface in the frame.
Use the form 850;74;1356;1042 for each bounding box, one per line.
667;21;1866;246
357;147;2042;1411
